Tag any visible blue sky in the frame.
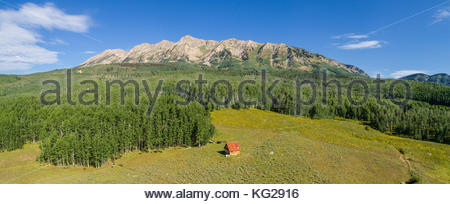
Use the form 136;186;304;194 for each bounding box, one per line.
0;0;449;78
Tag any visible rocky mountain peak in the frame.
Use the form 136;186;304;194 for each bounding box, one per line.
79;35;368;76
178;35;207;45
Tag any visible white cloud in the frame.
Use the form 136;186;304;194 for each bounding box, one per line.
332;33;368;39
433;7;450;23
0;3;91;71
338;40;382;50
390;70;426;79
49;39;69;45
332;33;382;50
0;3;90;32
347;34;369;39
83;50;96;54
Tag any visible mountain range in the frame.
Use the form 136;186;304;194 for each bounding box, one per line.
80;35;368;76
400;73;449;86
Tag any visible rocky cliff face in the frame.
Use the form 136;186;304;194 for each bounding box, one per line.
80;35;368;76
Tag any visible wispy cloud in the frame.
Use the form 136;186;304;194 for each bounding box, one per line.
332;33;383;50
347;34;369;39
333;1;450;51
390;70;426;79
83;50;96;54
338;41;383;50
49;39;69;45
332;33;368;39
0;2;91;71
367;0;450;35
433;7;450;23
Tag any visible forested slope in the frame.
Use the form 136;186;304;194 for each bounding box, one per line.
0;63;448;169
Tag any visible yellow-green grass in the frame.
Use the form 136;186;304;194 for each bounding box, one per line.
0;109;448;183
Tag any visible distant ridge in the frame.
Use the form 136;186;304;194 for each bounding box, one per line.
400;73;449;86
80;35;368;76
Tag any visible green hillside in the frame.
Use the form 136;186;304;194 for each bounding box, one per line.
1;63;448;145
0;63;448;183
0;109;448;183
400;73;449;86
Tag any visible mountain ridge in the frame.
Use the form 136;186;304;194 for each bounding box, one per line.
400;73;449;86
80;35;368;76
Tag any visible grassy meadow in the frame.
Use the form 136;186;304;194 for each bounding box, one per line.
0;108;448;184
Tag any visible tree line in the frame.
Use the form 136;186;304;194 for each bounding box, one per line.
181;76;449;144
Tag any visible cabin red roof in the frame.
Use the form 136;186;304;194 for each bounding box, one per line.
225;142;240;151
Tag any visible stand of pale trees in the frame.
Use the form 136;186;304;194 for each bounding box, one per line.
0;96;214;167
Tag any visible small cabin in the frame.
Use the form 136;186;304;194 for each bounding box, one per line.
224;142;240;156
